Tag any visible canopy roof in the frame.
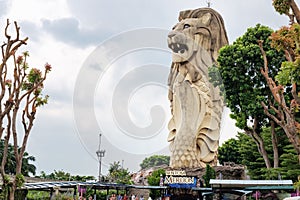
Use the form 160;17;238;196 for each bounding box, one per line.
23;181;168;191
209;179;293;189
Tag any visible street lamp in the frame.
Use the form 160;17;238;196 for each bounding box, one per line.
96;134;105;182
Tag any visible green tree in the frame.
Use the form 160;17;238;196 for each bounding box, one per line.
237;133;268;180
20;152;36;176
202;165;215;187
279;144;300;181
214;24;285;169
37;170;95;182
273;0;300;23
107;161;132;184
0;140;36;176
0;20;51;200
140;155;170;169
147;169;165;199
219;129;299;180
218;139;242;165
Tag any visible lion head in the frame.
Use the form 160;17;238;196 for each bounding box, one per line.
167;8;228;63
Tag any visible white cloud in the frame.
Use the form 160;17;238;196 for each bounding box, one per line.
7;0;71;23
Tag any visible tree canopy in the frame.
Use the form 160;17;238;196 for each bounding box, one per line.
0;139;37;177
218;129;300;181
107;161;132;184
38;170;95;182
140;155;170;170
212;24;285;169
218;138;242;165
147;168;165;199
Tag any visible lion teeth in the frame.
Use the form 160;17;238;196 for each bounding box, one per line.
168;42;188;54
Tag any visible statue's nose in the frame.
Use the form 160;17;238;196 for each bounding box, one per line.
168;32;176;39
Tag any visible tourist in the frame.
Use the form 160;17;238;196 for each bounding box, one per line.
131;194;135;200
117;194;123;200
110;193;117;200
123;194;128;200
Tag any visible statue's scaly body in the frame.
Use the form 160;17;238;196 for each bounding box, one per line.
167;8;228;168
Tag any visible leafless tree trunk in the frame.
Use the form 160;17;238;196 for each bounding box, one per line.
258;40;300;164
271;121;279;168
245;118;272;169
290;0;300;23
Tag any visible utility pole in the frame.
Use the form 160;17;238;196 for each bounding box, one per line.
96;133;105;182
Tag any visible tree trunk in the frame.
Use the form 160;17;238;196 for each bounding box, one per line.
245;129;272;169
271;121;279;168
9;184;15;200
258;40;300;164
290;0;300;23
282;125;300;164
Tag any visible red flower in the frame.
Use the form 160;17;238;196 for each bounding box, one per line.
44;63;52;71
16;56;23;65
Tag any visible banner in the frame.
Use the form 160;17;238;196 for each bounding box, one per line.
164;170;197;188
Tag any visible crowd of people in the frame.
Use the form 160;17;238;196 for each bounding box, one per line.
108;193;151;200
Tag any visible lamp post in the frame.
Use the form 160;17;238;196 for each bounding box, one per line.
96;134;105;182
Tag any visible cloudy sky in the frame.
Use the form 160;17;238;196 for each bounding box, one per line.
0;0;290;177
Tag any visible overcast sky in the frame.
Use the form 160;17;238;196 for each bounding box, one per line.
0;0;290;177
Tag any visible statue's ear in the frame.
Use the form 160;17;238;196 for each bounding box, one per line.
200;13;212;25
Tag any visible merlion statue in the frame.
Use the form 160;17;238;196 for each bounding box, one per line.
167;8;228;168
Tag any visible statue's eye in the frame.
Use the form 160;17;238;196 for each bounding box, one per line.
183;24;191;29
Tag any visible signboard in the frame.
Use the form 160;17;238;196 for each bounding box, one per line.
164;170;197;188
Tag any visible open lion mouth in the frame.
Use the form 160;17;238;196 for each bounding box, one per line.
168;42;188;54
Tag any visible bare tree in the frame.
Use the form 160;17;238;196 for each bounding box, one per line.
256;0;300;165
0;19;51;200
259;38;300;164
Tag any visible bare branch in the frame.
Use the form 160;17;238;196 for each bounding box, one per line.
291;83;300;105
261;101;283;126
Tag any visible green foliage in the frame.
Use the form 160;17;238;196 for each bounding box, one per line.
279;144;300;181
0;139;36;176
15;173;25;188
220;128;299;180
107;161;132;184
14;190;29;200
38;170;95;182
27;68;43;84
218;138;242;165
237;131;275;179
26;191;50;200
140;155;170;169
294;178;300;190
147;169;165;186
202;165;215;187
273;0;291;15
271;23;300;85
147;169;165;199
209;64;225;97
216;24;285;130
